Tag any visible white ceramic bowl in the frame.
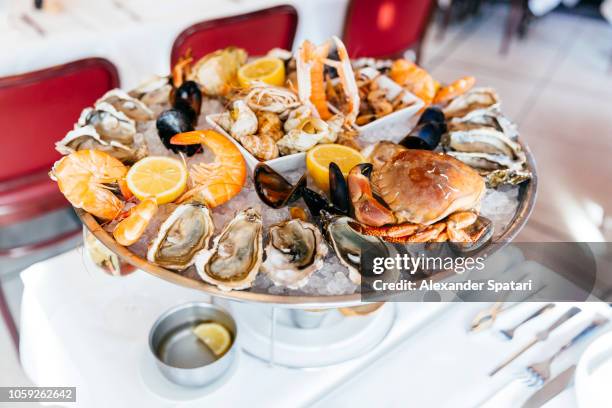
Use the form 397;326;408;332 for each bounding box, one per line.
347;67;424;145
206;114;305;174
575;330;612;408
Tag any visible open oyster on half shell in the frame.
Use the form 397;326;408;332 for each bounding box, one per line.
261;219;328;289
196;208;263;291
442;89;532;187
147;203;215;271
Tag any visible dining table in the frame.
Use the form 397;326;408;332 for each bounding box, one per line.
18;246;612;408
0;0;349;89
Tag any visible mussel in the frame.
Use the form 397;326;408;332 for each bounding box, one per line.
419;106;445;124
254;163;306;209
171;80;202;123
156;108;199;156
253;162;350;215
399;107;447;150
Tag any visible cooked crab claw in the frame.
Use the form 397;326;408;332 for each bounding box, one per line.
449;215;494;254
254;163;306;209
348;163;396;227
399;121;446;150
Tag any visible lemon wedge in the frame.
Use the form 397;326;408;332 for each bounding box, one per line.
306;144;366;192
192;322;232;357
126;156;187;204
238;57;285;88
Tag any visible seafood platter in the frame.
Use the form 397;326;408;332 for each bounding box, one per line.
50;36;536;307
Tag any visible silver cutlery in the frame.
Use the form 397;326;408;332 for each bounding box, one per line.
521;365;576;408
489;306;581;376
523;314;609;386
500;303;556;340
469;282;544;333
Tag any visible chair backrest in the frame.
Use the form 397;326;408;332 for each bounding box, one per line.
0;58;119;182
342;0;435;59
171;5;298;66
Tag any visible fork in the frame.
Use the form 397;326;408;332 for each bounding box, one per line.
523;314;609;386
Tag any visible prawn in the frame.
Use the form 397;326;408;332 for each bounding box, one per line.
434;76;476;105
389;59;438;106
112;197;158;246
51;149;127;220
170;130;246;208
296;37;360;125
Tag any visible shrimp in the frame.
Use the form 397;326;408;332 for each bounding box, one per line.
434;76;476;105
389;59;438;106
296;36;360;125
50;149;127;220
170;130;246;208
112;197;158;246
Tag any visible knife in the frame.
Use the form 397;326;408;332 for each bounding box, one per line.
521;365;576;408
489;306;581;376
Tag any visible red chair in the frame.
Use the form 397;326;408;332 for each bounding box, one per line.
342;0;435;62
171;5;298;66
0;58;119;350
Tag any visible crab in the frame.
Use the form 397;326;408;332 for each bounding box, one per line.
347;149;492;245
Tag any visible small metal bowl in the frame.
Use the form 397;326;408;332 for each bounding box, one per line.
149;302;238;387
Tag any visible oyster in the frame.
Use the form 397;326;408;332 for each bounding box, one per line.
322;213;391;285
78;102;136;145
129;75;172;107
196;208;263;291
444;122;525;160
262;219;328;289
147;203;214;271
55;125;142;163
443;87;499;119
189;47;247;96
96;89;154;121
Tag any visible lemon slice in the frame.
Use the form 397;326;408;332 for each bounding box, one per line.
238;57;285;88
306;144;366;192
192;322;232;357
126;156;187;204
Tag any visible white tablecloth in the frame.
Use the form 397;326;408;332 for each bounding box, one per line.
0;0;348;89
19;249;612;407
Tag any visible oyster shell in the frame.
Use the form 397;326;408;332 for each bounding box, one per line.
147;203;214;271
444;122;525;160
443;87;499;119
196;208;263;291
189;47;247;96
322;213;391;285
261;219;328;289
129;75;172;107
78;102;136;145
55;125;142;163
96;89;154;121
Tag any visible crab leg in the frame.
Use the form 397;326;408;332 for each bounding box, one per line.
348;163;396;227
446;211;478;242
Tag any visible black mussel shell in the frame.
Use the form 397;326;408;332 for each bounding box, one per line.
156;108;199;156
399;122;446;150
418;107;445;125
302;188;345;218
254;164;306;209
328;162;350;215
449;216;494;254
172;80;202;122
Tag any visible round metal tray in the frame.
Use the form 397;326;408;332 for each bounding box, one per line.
78;141;537;308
